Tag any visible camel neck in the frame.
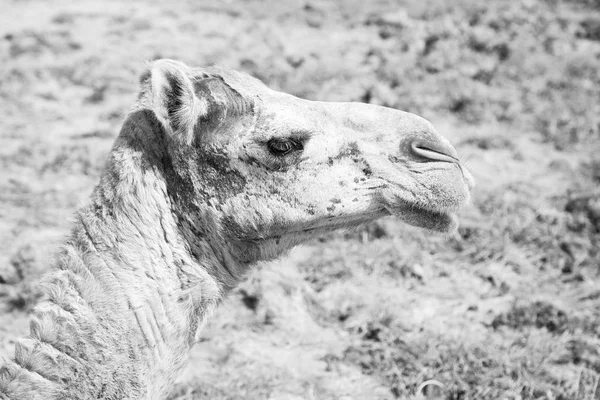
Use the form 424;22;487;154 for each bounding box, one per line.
0;114;227;400
0;194;204;399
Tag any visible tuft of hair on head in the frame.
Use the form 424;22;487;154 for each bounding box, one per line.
147;59;208;145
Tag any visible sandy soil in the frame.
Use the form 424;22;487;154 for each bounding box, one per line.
1;0;599;399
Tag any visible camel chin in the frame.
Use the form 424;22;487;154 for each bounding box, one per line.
384;200;459;233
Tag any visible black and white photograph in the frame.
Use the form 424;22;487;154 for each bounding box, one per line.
0;0;599;399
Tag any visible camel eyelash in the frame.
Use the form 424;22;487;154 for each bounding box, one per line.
266;138;304;156
265;131;310;156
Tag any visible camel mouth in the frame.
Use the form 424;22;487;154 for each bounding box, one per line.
377;167;471;233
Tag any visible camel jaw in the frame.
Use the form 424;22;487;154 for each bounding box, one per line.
232;210;389;261
233;202;458;265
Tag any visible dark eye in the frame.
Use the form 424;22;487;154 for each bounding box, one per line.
267;138;302;156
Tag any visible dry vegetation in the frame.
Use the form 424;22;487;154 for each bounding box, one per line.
1;0;599;399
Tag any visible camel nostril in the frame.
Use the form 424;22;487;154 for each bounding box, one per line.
411;140;459;163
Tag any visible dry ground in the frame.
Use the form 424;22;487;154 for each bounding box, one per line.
1;0;599;399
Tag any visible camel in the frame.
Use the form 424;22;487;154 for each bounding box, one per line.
0;59;473;400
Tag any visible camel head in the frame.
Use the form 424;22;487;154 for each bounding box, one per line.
137;59;474;267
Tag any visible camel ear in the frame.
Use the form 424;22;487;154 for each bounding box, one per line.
149;59;205;145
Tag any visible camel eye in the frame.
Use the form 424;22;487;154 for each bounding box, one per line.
267;138;302;156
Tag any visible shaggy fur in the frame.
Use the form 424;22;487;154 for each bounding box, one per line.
0;59;473;399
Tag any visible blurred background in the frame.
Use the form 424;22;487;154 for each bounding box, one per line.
0;0;599;399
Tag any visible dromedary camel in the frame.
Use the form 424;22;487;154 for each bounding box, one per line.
0;59;473;399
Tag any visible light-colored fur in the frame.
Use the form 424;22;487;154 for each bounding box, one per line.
0;60;473;400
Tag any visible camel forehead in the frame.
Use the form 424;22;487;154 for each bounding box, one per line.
191;68;437;140
191;66;317;118
191;65;272;98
